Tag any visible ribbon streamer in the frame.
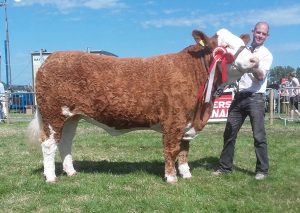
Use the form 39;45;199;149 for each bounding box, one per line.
198;46;234;103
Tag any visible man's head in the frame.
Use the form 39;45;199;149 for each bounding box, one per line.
288;72;296;81
251;22;269;47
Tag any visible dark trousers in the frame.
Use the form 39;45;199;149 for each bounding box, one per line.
290;95;299;110
218;93;269;174
0;101;3;120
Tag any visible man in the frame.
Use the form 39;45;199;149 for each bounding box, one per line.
287;72;300;119
212;22;273;180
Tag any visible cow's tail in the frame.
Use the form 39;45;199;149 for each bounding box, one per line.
26;107;43;147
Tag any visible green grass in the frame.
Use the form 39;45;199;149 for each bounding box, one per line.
0;120;299;212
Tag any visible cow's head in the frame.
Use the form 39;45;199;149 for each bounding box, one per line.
216;28;254;67
192;28;256;85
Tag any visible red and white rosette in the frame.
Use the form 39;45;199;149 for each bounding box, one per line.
198;46;235;103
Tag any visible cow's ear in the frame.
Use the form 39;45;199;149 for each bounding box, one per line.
192;30;211;47
240;33;250;45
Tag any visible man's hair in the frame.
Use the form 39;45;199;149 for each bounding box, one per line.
288;72;296;78
254;21;270;33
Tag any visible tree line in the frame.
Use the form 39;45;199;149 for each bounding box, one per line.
268;66;300;86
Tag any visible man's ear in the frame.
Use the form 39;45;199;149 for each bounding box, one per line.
240;33;250;45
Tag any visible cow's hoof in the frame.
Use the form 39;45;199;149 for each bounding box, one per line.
68;171;77;177
64;169;77;177
181;172;192;179
45;176;57;183
165;175;178;184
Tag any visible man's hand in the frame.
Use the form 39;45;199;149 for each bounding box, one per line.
249;57;265;80
249;57;259;68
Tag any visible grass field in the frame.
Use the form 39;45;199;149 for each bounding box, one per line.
0;120;299;212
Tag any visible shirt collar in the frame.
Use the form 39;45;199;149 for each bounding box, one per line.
248;44;264;53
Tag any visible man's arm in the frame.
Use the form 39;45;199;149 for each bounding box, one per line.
252;68;265;81
249;57;265;81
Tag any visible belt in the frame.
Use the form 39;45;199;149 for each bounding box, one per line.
235;92;263;99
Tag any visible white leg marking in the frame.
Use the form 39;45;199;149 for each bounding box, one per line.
41;125;58;183
62;154;76;176
58;116;80;177
41;138;57;183
178;163;192;179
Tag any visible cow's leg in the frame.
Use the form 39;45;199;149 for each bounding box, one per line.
178;140;192;179
41;126;58;183
163;131;182;184
58;116;80;177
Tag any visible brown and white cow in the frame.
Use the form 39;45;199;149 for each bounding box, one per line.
27;28;255;183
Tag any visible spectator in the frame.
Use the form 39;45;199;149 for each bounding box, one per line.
287;72;300;119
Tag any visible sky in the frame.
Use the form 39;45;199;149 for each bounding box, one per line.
1;0;300;86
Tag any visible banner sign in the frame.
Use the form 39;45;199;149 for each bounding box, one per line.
209;89;234;122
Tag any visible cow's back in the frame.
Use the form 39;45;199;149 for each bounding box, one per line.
35;50;204;129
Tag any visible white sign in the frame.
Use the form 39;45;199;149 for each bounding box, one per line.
31;52;51;91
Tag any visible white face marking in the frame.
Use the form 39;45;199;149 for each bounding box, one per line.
216;28;255;84
234;48;253;70
217;28;245;53
61;106;74;117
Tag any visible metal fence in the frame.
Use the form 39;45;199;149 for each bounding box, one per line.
266;87;300;125
0;92;35;123
0;89;299;125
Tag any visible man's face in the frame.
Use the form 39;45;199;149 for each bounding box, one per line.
252;24;269;46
